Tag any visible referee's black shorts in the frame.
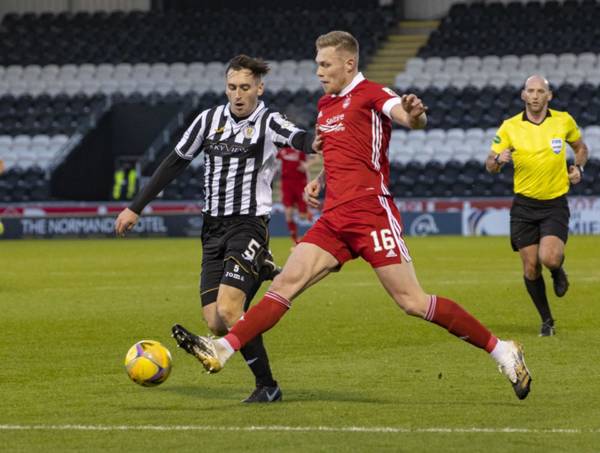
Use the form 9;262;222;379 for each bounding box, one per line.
510;193;570;251
199;214;270;307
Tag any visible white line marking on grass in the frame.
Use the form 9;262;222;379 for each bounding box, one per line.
0;425;598;434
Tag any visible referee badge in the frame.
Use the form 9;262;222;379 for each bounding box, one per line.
244;126;255;139
551;138;563;154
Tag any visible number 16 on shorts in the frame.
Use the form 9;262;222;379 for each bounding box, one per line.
370;229;395;252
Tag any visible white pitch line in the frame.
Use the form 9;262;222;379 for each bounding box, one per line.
0;425;598;434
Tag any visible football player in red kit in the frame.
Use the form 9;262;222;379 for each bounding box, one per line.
173;31;532;400
277;146;314;243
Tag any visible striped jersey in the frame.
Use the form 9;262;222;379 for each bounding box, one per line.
316;72;401;211
175;101;304;216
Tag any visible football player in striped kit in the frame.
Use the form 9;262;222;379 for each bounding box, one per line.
116;55;318;403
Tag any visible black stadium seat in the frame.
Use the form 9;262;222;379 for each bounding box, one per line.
419;1;600;58
0;7;395;65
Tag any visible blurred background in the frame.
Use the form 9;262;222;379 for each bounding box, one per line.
0;0;598;239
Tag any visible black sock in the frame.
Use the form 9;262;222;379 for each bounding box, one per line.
524;275;553;324
239;334;276;387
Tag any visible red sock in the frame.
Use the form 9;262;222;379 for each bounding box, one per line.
287;220;298;243
425;295;497;352
224;291;291;351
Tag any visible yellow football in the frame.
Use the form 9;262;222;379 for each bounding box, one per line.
124;340;172;387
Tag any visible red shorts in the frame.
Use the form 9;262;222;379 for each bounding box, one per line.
281;180;308;213
301;195;411;268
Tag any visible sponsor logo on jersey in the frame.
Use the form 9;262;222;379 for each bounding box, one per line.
326;113;345;125
385;248;397;258
493;135;501;144
318;123;345;133
204;140;250;156
319;113;345;133
551;138;563;154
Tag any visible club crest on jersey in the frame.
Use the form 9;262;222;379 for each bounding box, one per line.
551;138;563;154
244;126;255;139
342;95;352;109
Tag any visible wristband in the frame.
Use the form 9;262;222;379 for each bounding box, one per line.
494;154;501;164
577;164;584;176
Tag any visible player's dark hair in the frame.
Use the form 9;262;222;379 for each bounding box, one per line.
226;54;270;79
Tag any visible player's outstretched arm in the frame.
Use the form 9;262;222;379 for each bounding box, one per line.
114;150;191;236
389;94;427;130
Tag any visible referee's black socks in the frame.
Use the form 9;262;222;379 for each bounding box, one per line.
524;275;553;324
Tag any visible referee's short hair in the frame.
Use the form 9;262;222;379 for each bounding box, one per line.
316;30;359;57
226;55;270;79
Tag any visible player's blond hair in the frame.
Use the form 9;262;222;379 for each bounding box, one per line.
315;31;359;57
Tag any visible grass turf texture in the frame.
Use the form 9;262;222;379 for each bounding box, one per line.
1;236;599;452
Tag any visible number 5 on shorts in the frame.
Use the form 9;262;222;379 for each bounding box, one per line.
370;229;395;252
242;239;261;261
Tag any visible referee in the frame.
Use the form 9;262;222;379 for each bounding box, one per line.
115;55;317;402
486;75;589;337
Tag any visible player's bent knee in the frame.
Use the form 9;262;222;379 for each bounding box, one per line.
540;252;562;270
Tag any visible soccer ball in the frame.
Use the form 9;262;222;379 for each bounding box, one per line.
124;340;172;387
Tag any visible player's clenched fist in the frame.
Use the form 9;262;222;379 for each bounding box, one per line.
115;208;139;236
568;165;582;185
401;94;427;118
304;177;322;209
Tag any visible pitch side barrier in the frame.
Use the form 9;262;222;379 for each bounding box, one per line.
1;198;599;240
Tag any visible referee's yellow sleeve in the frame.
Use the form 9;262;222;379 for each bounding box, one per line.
565;113;582;143
491;122;511;153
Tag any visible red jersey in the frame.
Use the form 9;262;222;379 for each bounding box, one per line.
277;147;307;184
317;73;401;212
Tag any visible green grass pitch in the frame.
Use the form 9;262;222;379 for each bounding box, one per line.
1;236;600;452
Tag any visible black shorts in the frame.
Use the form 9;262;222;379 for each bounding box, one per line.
510;194;570;251
199;214;270;307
